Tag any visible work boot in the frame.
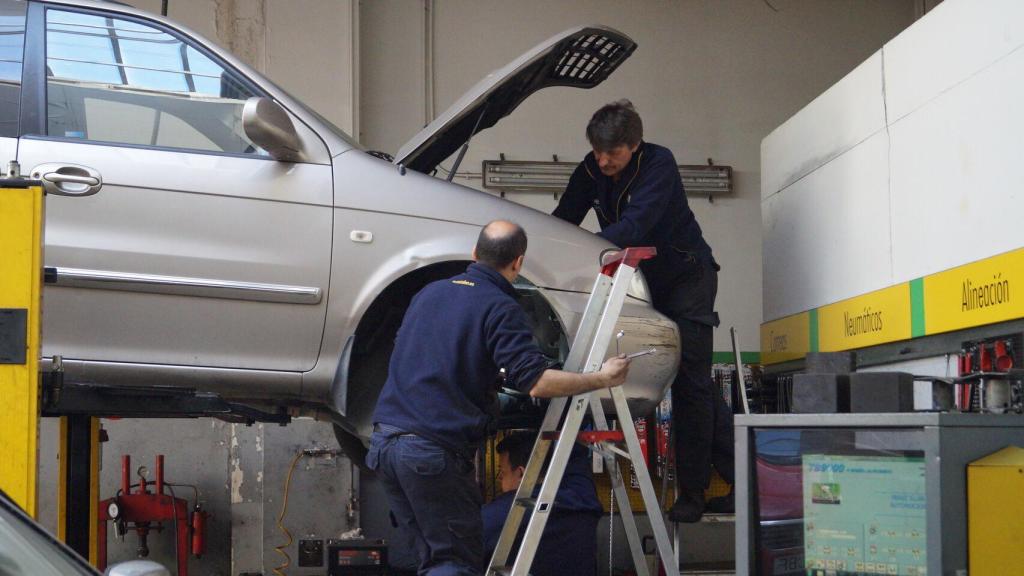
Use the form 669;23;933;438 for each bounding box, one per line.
668;490;705;523
705;487;735;514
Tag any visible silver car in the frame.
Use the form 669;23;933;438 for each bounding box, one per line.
2;0;679;454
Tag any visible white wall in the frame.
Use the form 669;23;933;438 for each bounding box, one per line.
762;0;1024;321
361;0;915;352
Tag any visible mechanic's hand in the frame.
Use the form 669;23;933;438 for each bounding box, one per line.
600;355;631;388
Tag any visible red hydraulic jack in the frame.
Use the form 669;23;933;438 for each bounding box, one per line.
98;455;207;576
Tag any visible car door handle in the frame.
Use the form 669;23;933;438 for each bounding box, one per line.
29;163;103;197
48;173;98;186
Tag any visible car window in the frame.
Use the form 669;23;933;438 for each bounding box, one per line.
44;9;266;156
0;0;26;137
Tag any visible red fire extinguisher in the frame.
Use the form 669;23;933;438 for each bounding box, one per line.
190;504;207;558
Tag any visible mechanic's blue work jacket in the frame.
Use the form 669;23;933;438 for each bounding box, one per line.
554;141;718;322
372;263;552;458
482;445;603;576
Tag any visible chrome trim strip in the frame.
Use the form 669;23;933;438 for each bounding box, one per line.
50;267;322;304
758;518;803;527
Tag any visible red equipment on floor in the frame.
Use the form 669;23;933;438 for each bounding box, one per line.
98;454;207;576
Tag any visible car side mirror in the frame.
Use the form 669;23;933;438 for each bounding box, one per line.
106;559;171;576
242;97;304;162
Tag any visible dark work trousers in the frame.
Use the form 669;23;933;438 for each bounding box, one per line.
367;425;484;576
662;261;735;494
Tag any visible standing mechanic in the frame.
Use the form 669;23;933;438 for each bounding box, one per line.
367;220;631;575
553;100;734;522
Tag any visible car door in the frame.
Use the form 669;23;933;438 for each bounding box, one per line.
0;0;25;165
18;3;332;374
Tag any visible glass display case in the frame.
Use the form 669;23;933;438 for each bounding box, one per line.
734;413;1024;575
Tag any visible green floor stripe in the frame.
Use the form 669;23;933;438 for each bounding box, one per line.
809;308;819;353
910;277;926;337
712;351;761;364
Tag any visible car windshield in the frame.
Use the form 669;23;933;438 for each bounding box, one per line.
0;497;95;576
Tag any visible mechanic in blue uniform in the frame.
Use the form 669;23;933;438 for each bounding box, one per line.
367;220;632;575
553;100;734;522
482;431;603;576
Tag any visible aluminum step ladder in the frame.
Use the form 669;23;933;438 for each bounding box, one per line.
487;247;678;576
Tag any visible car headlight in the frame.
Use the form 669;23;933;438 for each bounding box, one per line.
627;268;650;302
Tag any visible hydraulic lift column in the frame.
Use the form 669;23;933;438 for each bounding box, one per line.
0;176;44;516
57;413;101;562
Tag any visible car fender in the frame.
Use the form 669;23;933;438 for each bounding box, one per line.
320;231;477;413
307;149;678;431
536;286;680;415
307;151;607;403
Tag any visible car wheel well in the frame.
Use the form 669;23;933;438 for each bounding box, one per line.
341;262;569;451
353;261;470;356
341;261;471;447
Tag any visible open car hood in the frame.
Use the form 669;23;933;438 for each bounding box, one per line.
394;25;636;174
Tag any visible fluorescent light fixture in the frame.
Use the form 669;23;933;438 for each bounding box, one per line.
482;160;732;198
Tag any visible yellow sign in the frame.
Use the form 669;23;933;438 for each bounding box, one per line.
924;248;1024;336
760;312;810;365
818;284;911;351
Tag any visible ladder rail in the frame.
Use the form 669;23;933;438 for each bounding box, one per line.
610;385;679;576
489;272;613;569
508;265;633;576
589;400;650;576
488;253;679;576
509;394;593;576
488;396;567;567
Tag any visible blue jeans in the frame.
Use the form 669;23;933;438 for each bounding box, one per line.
367;425;483;576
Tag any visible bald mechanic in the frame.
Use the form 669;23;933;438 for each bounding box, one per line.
367;220;631;576
553;100;734;522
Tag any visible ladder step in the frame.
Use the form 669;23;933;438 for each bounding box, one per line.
577;430;624;443
487;566;512;576
514;497;537;508
540;430;625;443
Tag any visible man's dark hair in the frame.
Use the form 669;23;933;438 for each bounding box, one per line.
475;220;528;269
496;431;536;469
586;99;643;152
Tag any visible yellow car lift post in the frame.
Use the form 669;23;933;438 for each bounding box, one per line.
56;411;101;563
0;169;100;564
0;174;45;516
